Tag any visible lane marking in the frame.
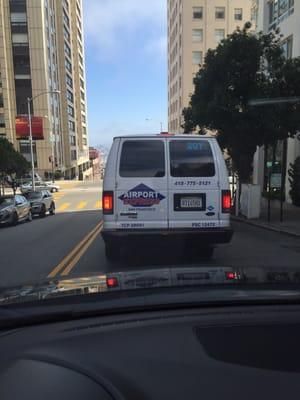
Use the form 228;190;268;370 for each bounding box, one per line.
61;225;102;276
57;202;70;212
77;201;88;210
47;221;103;278
94;200;102;209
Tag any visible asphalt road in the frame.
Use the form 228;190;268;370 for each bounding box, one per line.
1;181;300;287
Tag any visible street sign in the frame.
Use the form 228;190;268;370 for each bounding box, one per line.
270;173;282;188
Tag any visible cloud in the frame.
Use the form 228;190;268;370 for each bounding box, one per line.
83;0;167;61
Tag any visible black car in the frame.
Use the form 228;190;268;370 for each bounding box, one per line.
0;195;32;226
23;190;55;218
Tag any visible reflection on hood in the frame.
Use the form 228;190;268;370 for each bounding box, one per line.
1;266;300;306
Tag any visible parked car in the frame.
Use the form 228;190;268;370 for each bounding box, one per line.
102;134;233;260
20;181;60;193
23;190;55;218
0;195;32;226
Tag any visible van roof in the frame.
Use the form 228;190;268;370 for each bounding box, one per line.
113;134;217;140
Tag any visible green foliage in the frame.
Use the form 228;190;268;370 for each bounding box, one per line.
0;138;30;192
288;157;300;206
183;23;300;182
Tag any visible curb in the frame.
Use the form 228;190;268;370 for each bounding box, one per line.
231;216;300;239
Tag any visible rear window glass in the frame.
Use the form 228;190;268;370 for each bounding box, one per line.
119;140;165;177
24;192;42;200
170;140;215;177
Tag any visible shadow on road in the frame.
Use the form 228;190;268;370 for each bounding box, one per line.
111;239;218;269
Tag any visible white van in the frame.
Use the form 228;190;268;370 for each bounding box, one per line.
102;134;233;260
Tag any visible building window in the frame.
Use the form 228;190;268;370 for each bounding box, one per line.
63;26;70;42
0;94;4;107
68;105;74;116
68;120;75;131
0;114;5;127
67;89;73;103
281;35;293;58
234;8;243;20
82;114;86;123
70;135;76;145
269;0;294;25
80;91;85;101
66;74;73;88
83;137;87;146
215;29;225;42
63;10;70;27
192;51;202;65
65;58;72;72
64;42;71;57
71;149;77;160
192;29;203;42
80;78;84;89
215;7;225;19
193;7;203;19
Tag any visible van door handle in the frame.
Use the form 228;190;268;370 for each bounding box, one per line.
120;212;138;216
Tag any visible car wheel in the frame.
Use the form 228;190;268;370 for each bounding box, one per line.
11;212;18;226
49;203;55;215
105;241;120;262
39;205;46;218
27;210;32;222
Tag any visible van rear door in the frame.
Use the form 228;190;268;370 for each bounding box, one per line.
168;138;221;229
115;138;168;230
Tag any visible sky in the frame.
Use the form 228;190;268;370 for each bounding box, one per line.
82;0;168;148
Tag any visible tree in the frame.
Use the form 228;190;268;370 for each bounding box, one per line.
0;137;30;195
183;23;300;182
288;157;300;207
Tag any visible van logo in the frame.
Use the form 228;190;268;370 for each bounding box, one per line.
119;184;165;207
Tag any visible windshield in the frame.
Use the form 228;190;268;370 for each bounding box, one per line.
1;0;300;315
0;197;14;207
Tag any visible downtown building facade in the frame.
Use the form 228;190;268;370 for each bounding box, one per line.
0;0;91;180
252;0;299;202
167;0;253;133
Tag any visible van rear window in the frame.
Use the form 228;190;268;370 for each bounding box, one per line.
119;140;165;177
170;140;215;177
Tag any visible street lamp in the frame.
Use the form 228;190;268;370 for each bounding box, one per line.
27;90;60;190
145;118;163;132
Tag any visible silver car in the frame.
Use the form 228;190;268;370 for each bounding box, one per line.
0;195;32;226
21;181;60;193
24;190;55;218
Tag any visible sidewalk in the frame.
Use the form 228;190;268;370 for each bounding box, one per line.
233;202;300;238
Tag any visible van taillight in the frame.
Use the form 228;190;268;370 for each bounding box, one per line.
222;190;231;213
103;191;114;214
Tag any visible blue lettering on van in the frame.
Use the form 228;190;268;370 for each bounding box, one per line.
119;184;165;207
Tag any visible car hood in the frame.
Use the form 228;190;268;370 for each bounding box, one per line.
1;266;300;305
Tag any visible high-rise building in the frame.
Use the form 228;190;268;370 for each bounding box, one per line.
252;0;298;202
167;0;252;133
0;0;91;180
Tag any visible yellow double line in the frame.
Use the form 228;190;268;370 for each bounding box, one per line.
48;221;103;278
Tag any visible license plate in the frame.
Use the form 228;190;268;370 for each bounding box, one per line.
180;198;202;208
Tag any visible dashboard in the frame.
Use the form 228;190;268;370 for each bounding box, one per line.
1;304;300;399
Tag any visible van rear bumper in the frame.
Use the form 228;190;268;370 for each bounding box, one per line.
102;227;233;244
